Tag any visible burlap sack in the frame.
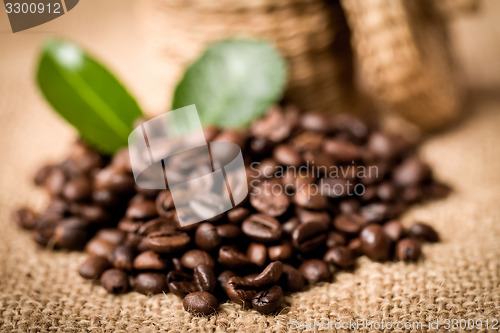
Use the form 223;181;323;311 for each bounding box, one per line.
136;0;358;116
1;1;499;332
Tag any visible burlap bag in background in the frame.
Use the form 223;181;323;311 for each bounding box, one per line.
0;1;499;332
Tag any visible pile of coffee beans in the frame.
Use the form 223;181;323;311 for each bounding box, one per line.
13;106;448;316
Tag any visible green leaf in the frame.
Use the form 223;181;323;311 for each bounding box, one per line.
37;40;143;154
172;39;287;128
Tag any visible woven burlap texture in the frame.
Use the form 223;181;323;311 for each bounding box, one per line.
0;1;499;332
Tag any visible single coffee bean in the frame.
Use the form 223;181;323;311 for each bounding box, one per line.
216;224;241;240
242;214;282;243
408;222;439;243
193;264;217;292
383;220;405;242
393;157;431;187
256;159;279;178
249;136;274;156
95;228;127;245
291;221;327;253
395;238;422;261
377;182;397;201
34;164;54;186
360;203;391;223
252;285;284;314
247;242;268;267
44;167;67;197
85;238;116;261
281;217;300;236
339;199;360;214
293;186;327;210
12;207;37;230
101;268;129;294
251;106;294;142
300;112;331;132
32;225;55;246
77;205;110;224
326;231;346;248
226;277;257;308
54;218;88;250
331;114;370;142
63;177;92;202
268;242;293;261
183;291;219;316
227;207;250;224
291;131;324;152
333;214;366;235
117;219;142;234
155;190;174;217
79;255;110;280
367;132;397;159
322;139;361;162
299;259;331;284
93;188;120;208
167;270;196;297
137;217;176;236
250;181;289;217
126;200;158;221
146;230;190;254
134;272;167;295
218;246;252;268
111;245;135;271
94;168;135;194
273;144;303;167
347;238;363;256
296;209;330;227
194;223;221;251
218;270;237;292
181;249;215;270
280;264;305;292
360;224;392;261
250;261;283;288
133;251;169;271
323;246;355;268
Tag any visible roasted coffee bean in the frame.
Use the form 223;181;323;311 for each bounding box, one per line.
34;164;54;186
118;219;142;234
110;148;132;173
280;264;305;292
227;207;250;224
126;200;158;221
218;246;252;268
155;190;174;217
333;214;366;235
377;182;397;201
323;246;355;268
193;264;217;292
218;270;237;292
250;181;289;217
299;259;331;284
295;209;331;229
331;114;369;142
402;186;423;203
95;228;127;245
94;168;135;193
322;139;361;161
281;217;300;235
213;129;247;149
242;214;282;243
367;132;397;159
395;238;422;261
77;205;110;224
273;144;303;167
181;249;215;270
393;157;431;186
133;251;169;271
44;167;67;197
326;231;346;248
167;271;196;297
360;224;392;261
216;224;241;240
195;223;221;250
85;238;116;261
146;230;190;253
101;268;129;294
252;285;284;314
383;220;404;242
249;136;274;156
255;159;279;178
54;218;88;250
339;199;360;214
347;238;363;256
291;221;327;253
226;276;257;308
300;112;331;132
268;242;293;261
12;207;37;230
247;242;268;267
183;291;219;316
138;217;175;236
291;131;324;152
250;261;283;288
111;245;135;271
293;186;327;210
32;225;55;246
251;106;294;143
408;222;439;243
360;203;391;223
282;171;315;191
319;177;352;199
134;272;167;295
63;177;92;202
79;255;110;280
